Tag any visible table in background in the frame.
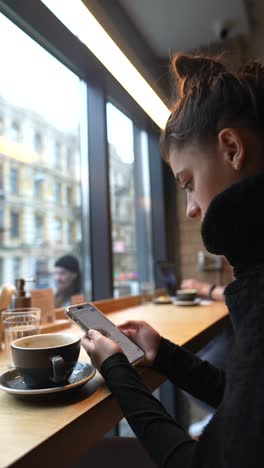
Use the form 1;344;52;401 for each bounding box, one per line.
0;301;228;468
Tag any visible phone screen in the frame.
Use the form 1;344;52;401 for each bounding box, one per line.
66;303;144;365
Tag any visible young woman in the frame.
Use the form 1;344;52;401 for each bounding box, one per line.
82;54;264;467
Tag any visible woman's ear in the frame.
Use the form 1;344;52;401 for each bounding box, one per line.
218;128;245;171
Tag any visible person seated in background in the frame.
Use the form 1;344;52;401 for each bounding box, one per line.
181;278;225;301
54;254;82;308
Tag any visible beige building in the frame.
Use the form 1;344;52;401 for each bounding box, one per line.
0;96;81;287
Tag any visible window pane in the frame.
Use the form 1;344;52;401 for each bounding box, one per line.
106;102;154;297
0;13;91;304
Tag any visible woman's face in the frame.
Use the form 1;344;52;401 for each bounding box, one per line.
169;142;242;221
54;267;77;294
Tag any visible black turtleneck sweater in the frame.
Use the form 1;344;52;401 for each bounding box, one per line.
101;173;264;467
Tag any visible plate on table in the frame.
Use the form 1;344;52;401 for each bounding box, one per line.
173;298;201;307
153;297;173;305
0;362;96;397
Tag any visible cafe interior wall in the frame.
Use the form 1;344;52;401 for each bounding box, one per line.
177;0;264;286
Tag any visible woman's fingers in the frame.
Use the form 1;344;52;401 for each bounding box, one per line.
118;320;144;330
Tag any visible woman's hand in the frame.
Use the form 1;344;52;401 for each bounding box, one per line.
81;329;122;371
118;320;161;367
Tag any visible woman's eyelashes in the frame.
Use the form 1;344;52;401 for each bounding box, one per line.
181;179;193;192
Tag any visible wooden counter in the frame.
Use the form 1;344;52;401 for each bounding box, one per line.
0;301;228;468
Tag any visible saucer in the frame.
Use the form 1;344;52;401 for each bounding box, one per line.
153;299;172;305
173;298;201;306
0;362;96;397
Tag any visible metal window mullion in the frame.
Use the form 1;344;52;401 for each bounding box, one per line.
87;77;113;300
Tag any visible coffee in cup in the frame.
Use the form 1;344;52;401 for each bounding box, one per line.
11;333;81;389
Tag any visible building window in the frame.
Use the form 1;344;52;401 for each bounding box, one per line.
35;214;44;241
10;121;20;142
66;147;72;168
10;167;18;193
66;220;73;244
0;164;4;192
66;186;72;206
54;182;61;204
0;208;4;244
34;132;42;153
55;141;61;168
34;174;44;198
12;257;21;282
54;217;62;243
10;211;19;238
0;116;4;135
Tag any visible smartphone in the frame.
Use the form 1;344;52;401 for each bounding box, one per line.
65;302;145;365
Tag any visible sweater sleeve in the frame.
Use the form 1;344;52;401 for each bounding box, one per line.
101;352;197;468
153;338;225;408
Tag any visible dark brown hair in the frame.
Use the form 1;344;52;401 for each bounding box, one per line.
160;54;264;162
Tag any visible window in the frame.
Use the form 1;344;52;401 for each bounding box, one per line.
55;141;61;168
0;12;89;297
34;175;44;198
54;182;61;204
13;257;21;281
54;217;62;243
0;164;3;192
10;211;19;238
66;220;73;244
34;132;42;153
106;102;153;297
0;208;4;244
10;167;18;193
66;186;72;206
10;121;20;142
0;116;4;135
35;214;44;241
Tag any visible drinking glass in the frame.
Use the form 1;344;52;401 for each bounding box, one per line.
2;308;41;367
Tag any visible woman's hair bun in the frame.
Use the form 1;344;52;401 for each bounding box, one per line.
238;60;264;85
172;53;226;80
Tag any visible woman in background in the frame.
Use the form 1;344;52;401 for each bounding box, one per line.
54;254;81;308
82;54;264;467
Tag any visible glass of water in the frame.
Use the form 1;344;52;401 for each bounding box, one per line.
2;308;41;367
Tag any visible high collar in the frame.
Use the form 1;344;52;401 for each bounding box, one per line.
201;172;264;278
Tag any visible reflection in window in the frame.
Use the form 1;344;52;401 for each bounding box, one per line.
106;102;153;297
10;167;18;193
10;211;19;238
0;12;89;294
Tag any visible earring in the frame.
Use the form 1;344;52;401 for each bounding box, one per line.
234;163;240;170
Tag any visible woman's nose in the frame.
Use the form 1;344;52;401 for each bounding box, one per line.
186;197;200;220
